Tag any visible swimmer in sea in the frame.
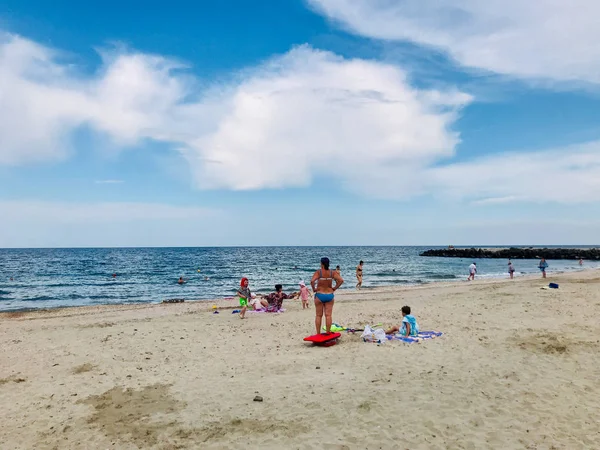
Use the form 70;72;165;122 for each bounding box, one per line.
178;277;186;285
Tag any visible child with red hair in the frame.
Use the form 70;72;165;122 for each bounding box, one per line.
237;277;251;319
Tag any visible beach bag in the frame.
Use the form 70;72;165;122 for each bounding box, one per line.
361;325;386;344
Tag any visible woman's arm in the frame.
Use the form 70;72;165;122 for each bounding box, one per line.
310;271;319;292
333;273;344;291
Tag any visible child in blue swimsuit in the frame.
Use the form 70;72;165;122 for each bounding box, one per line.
385;305;419;337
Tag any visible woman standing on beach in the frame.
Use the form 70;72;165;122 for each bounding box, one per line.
356;261;364;290
311;257;344;335
539;258;548;278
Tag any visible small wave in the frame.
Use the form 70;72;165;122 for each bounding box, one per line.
20;293;142;302
371;271;408;277
424;273;458;280
21;295;55;302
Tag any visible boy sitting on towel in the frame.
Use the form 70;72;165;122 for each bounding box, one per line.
385;305;419;337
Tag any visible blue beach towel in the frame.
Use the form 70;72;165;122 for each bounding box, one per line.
387;330;443;343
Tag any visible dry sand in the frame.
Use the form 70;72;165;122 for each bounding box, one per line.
1;270;599;449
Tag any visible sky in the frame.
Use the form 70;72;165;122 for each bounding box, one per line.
1;0;600;247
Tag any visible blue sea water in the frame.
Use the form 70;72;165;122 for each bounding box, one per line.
0;247;597;312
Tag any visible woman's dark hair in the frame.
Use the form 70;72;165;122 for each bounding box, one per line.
320;257;330;270
275;284;283;291
401;305;411;315
359;260;364;265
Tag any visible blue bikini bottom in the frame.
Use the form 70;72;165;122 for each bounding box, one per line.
315;293;334;303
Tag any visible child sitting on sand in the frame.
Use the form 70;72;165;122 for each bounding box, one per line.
299;281;311;309
249;293;269;311
237;277;251;319
385;305;419;337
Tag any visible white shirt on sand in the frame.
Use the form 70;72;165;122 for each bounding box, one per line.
469;264;477;274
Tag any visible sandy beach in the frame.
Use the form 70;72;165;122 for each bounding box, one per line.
1;270;599;449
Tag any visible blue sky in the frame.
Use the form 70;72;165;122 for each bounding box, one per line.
1;0;600;247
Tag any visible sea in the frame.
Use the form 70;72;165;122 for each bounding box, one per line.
0;246;596;312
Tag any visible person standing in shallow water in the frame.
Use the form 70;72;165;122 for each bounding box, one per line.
508;261;515;279
311;257;343;335
539;258;548;278
356;261;364;290
467;262;477;281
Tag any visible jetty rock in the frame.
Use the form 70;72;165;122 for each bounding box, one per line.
419;247;600;260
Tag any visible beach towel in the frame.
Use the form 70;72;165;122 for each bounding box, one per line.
386;330;443;343
247;307;285;314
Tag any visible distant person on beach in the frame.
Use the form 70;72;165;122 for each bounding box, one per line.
299;281;311;309
356;261;364;290
335;265;341;275
539;258;548;278
579;258;584;266
508;261;515;279
311;257;344;335
468;262;477;281
385;305;419;337
178;277;186;285
237;277;251;319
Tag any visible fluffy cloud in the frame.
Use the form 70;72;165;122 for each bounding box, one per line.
0;33;197;164
185;47;470;191
308;0;600;84
0;33;470;197
2;32;600;204
426;141;600;204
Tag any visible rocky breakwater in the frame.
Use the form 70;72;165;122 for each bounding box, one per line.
420;247;600;260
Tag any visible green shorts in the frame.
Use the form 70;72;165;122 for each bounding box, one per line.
239;297;248;307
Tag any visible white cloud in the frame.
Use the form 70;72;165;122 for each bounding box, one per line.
2;32;600;205
184;46;471;191
94;179;124;184
308;0;600;84
0;33;470;197
425;141;600;204
0;33;204;165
